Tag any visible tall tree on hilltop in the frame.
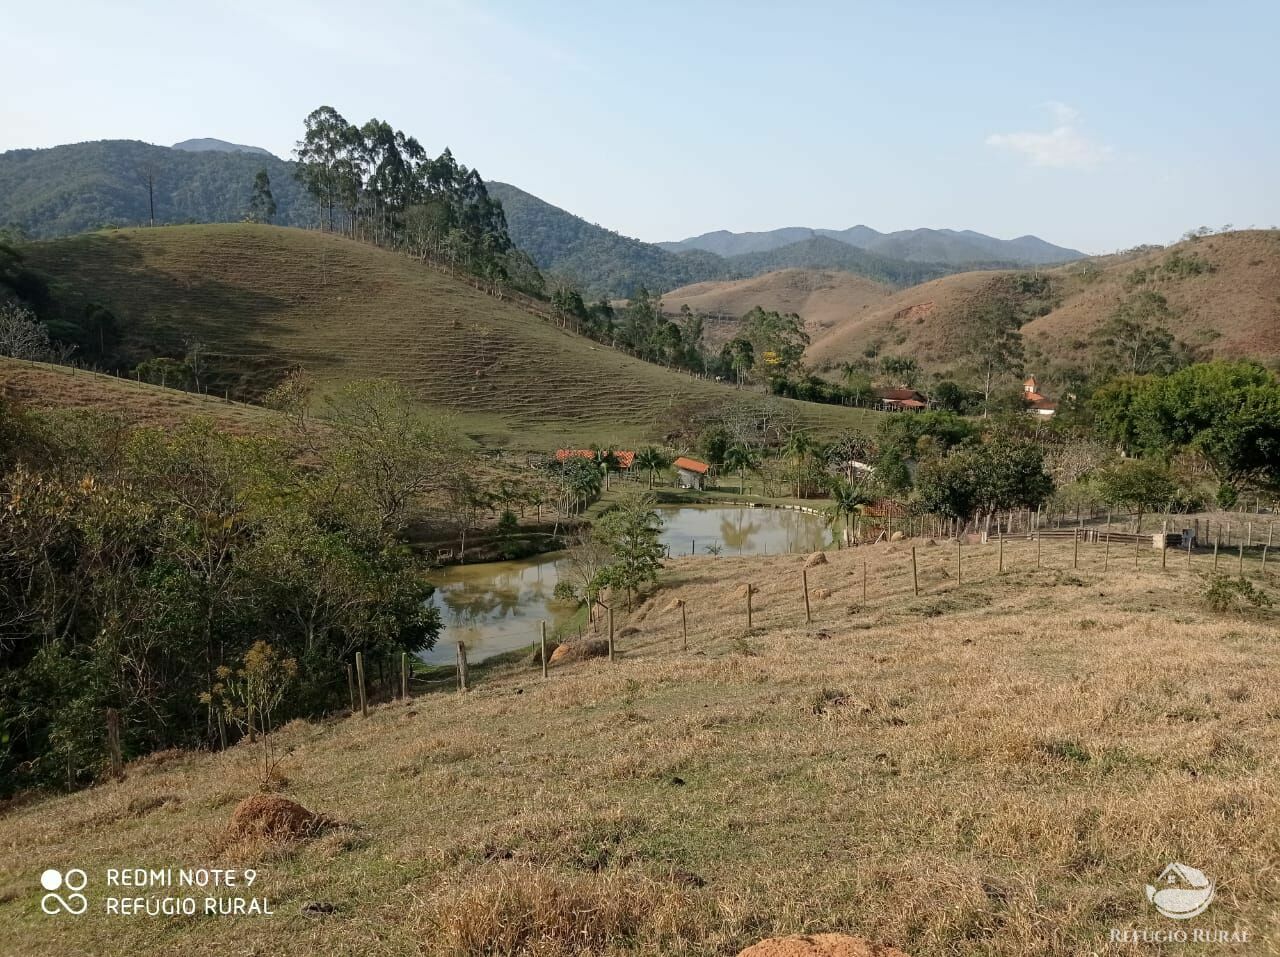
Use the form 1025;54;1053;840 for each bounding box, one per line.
247;170;277;224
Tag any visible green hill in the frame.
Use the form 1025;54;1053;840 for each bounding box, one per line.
21;224;878;448
0;140;311;238
486;182;727;298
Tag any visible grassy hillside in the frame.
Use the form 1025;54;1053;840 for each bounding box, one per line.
1;536;1276;956
0;357;285;434
793;230;1280;373
662;269;891;350
21;224;878;448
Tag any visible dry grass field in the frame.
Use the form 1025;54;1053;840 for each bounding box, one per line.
2;536;1277;956
661;270;892;352
21;225;879;450
0;357;286;434
677;231;1280;376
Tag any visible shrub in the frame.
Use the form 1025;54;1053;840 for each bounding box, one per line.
1202;575;1272;614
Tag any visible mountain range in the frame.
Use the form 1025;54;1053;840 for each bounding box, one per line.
1;138;1082;298
661;226;1084;266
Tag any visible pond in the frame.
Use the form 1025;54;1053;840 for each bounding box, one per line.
421;505;831;664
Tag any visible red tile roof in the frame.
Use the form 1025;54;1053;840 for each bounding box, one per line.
555;449;636;468
673;456;710;474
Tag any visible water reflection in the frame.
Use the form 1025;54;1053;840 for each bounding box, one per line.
422;506;829;664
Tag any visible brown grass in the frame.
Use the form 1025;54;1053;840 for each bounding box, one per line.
692;230;1280;374
1;538;1278;955
22;224;879;449
662;269;891;351
0;357;285;434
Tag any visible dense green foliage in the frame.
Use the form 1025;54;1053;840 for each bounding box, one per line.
0;384;450;795
0;140;310;237
1091;361;1280;496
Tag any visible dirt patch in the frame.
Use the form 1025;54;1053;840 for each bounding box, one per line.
228;795;331;841
738;933;911;956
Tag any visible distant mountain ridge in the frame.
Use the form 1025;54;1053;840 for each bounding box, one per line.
172;138;275;158
488;183;1008;298
662;225;1084;266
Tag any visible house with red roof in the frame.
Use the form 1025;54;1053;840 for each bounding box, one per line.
878;387;928;412
1022;376;1058;417
673;456;710;490
555;449;636;470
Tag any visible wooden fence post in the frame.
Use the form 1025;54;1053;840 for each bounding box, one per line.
1103;531;1110;572
456;642;469;692
1073;529;1079;569
862;561;868;603
1262;546;1269;575
356;652;369;716
402;652;410;700
608;606;615;661
681;600;688;650
802;569;812;623
346;663;355;713
540;620;548;679
746;584;754;631
1239;542;1245;576
106;708;123;780
956;540;962;586
998;534;1004;574
911;546;919;596
1213;538;1220;572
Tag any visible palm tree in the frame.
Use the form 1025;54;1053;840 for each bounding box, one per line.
782;429;814;499
824;477;873;540
633;446;671;489
722;444;760;496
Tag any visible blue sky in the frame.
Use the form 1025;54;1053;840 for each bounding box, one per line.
3;0;1277;252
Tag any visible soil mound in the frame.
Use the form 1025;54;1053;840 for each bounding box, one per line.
804;552;828;567
737;934;911;957
548;637;610;664
228;795;328;840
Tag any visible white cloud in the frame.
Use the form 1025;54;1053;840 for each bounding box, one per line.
986;104;1111;170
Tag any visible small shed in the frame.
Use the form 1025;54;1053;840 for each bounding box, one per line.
673;456;710;490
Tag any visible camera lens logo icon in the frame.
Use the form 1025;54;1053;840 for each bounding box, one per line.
40;868;88;915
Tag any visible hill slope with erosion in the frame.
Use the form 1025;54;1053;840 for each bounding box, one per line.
795;230;1280;373
1;536;1276;956
19;224;877;447
662;269;892;351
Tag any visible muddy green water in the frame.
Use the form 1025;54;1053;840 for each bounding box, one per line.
422;505;829;664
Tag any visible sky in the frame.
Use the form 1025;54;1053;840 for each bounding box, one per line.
2;0;1277;253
